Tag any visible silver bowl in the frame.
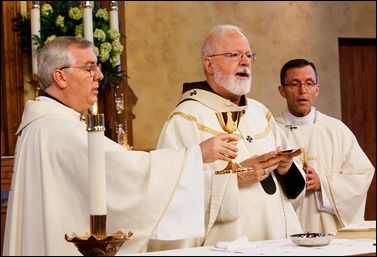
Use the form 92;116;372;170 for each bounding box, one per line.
290;232;335;247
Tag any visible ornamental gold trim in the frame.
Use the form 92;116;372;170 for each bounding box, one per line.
168;111;272;141
168;112;226;136
252;123;271;140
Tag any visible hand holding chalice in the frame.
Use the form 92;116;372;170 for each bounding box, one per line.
214;111;252;175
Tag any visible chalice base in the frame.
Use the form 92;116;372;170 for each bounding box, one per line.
214;160;253;175
65;230;133;256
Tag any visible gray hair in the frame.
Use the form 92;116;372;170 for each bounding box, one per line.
37;36;93;90
201;24;245;74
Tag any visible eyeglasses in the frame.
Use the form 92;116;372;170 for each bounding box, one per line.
209;52;256;62
283;81;317;90
60;63;102;77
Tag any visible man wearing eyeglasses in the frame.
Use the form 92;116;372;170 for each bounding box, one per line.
275;58;374;234
150;24;306;251
2;36;241;256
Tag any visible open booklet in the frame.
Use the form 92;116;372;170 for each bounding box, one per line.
335;220;376;239
277;148;302;156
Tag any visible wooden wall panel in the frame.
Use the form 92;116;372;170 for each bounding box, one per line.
339;38;376;220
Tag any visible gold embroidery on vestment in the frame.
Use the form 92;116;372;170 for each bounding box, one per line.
168;111;272;141
246;111;272;140
168;112;235;136
300;148;317;162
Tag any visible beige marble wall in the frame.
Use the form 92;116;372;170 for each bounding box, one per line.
124;1;375;150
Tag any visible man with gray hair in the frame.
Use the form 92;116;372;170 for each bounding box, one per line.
3;36;240;255
151;24;305;251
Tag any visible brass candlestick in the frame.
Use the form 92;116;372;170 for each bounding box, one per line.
65;228;133;256
214;111;252;175
65;196;132;255
65;109;132;256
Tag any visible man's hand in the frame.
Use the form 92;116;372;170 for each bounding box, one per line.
303;162;321;191
200;134;239;163
237;147;303;187
237;151;281;187
275;147;302;175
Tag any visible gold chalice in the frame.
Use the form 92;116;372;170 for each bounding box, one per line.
214;111;252;175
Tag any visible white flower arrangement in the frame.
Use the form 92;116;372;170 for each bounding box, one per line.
13;1;126;89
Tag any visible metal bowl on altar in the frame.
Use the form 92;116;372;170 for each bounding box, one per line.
290;232;335;247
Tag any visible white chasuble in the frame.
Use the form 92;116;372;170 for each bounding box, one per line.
275;109;375;234
3;97;204;256
152;81;305;250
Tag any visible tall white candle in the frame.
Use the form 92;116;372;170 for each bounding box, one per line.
109;1;119;31
83;1;93;42
109;1;121;66
30;1;40;76
87;105;106;215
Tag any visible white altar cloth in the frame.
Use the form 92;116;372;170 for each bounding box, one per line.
122;238;376;256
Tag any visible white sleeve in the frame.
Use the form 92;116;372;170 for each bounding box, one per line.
315;181;336;215
151;145;205;240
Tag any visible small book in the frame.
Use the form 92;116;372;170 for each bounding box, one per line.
335;220;376;239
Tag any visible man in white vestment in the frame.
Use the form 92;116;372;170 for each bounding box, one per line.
148;25;306;251
275;58;375;234
2;36;240;256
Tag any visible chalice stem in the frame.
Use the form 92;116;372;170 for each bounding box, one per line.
227;159;244;170
214;110;252;175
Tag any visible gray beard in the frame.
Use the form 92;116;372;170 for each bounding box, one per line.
214;68;252;96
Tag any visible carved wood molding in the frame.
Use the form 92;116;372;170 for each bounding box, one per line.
1;2;25;155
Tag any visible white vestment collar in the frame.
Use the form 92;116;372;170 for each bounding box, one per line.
286;107;317;125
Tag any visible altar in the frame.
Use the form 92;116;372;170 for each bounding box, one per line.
122;238;376;256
